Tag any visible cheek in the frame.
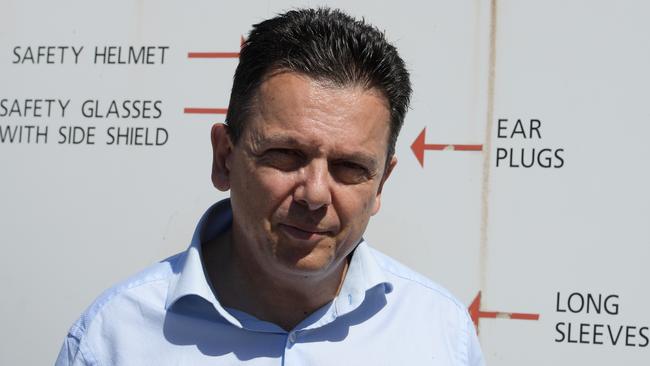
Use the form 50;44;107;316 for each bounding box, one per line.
336;187;379;225
236;167;297;213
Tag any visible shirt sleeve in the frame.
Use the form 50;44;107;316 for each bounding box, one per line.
466;314;486;366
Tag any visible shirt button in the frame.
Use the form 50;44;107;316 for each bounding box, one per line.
288;332;297;343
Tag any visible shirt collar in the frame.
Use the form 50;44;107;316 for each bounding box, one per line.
165;198;394;329
332;240;393;317
165;199;244;326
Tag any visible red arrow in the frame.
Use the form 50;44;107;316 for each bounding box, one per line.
469;291;539;333
184;107;227;115
187;52;239;59
410;127;483;167
187;36;246;59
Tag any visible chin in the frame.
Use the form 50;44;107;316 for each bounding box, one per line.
275;254;338;277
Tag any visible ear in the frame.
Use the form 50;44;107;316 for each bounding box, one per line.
211;123;233;191
371;155;397;216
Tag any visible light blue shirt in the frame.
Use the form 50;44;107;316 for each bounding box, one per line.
56;199;484;365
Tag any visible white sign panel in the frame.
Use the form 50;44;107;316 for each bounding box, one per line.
0;0;647;364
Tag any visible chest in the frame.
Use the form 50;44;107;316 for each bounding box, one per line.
99;306;460;366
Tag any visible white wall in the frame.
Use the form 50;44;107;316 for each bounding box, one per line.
1;0;648;364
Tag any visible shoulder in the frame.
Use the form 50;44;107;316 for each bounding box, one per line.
67;252;183;339
57;253;184;365
366;247;485;365
367;246;469;314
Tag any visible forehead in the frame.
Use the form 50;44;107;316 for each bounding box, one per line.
245;72;391;157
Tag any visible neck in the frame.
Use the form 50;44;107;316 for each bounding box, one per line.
203;229;349;331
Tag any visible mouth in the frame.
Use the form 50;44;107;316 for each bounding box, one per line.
278;223;331;241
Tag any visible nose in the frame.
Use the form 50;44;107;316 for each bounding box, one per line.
293;159;332;211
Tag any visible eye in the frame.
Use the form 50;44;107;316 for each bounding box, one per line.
259;148;304;171
331;161;372;184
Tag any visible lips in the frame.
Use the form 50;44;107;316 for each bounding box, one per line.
278;223;331;241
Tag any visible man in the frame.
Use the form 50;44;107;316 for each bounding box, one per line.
57;8;484;365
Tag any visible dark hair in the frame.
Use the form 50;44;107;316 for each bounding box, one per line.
225;7;411;159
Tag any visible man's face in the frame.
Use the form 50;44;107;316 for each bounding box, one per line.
214;72;395;280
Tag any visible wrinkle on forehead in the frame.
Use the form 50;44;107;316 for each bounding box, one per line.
252;72;390;141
